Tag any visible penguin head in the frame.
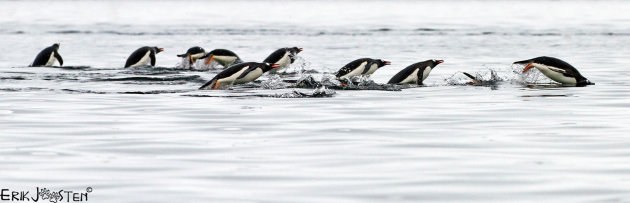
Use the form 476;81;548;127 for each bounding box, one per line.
431;59;444;67
262;62;281;72
52;43;60;50
374;59;391;67
152;47;164;54
289;47;303;54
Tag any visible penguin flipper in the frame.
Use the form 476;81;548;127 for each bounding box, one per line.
54;51;63;66
236;66;258;80
361;61;373;75
150;52;156;66
547;66;577;78
416;68;425;85
176;54;187;57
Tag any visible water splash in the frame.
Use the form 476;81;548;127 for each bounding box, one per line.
261;74;288;89
294;74;401;91
509;63;554;85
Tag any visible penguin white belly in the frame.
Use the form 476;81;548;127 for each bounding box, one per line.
275;53;291;69
534;64;577;84
213;55;237;66
131;51;152;67
191;53;206;60
421;67;432;82
45;52;57;66
364;64;379;75
339;62;367;79
400;68;420;84
235;68;263;84
217;66;249;86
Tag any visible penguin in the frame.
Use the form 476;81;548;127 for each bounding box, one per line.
336;58;390;80
31;43;63;67
199;62;280;90
199;49;243;68
177;46;206;65
387;60;444;85
514;56;593;86
263;47;303;73
124;46;164;68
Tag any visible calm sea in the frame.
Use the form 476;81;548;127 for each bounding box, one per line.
1;0;630;202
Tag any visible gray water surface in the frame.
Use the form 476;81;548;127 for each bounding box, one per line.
2;0;630;202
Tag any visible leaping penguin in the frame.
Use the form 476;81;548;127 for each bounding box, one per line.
263;47;303;73
177;46;206;65
514;56;593;86
31;43;63;67
199;62;279;90
336;58;390;81
124;46;164;68
387;60;443;85
199;49;243;68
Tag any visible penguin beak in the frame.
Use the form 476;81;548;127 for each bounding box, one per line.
436;60;444;64
522;63;534;73
271;64;280;68
158;48;164;52
298;48;303;52
205;55;214;65
384;61;391;65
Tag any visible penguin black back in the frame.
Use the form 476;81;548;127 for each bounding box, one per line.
515;56;575;71
125;46;163;68
263;48;289;64
31;43;62;67
177;46;205;57
208;49;239;57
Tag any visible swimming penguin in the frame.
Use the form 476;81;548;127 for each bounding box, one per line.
199;62;280;90
514;56;593;86
199;49;243;68
336;58;390;80
124;46;164;68
387;60;443;85
31;43;63;67
177;46;206;65
263;47;303;73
